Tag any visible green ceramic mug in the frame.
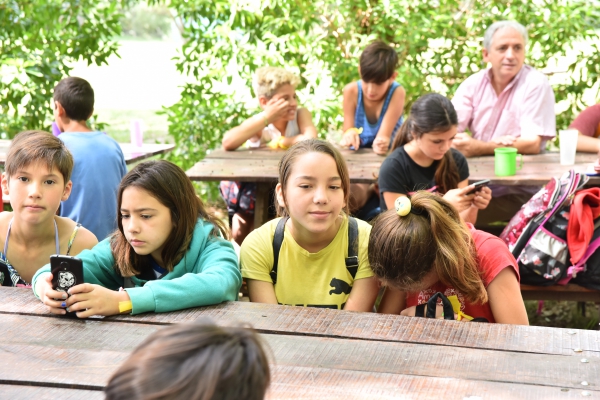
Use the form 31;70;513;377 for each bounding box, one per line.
494;147;522;176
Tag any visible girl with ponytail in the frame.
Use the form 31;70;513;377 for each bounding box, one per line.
378;93;491;224
369;191;528;324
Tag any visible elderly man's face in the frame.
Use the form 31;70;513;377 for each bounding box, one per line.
483;27;525;84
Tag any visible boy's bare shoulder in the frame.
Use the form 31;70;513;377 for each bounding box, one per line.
343;82;358;95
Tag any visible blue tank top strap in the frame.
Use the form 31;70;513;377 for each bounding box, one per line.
353;80;403;148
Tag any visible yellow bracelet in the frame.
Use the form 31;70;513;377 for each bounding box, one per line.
345;127;363;135
119;300;132;313
278;136;289;150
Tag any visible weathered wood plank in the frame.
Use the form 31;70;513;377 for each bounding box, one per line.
198;148;600;185
469;161;600;186
265;334;600;390
0;385;104;399
186;158;380;183
206;148;598;166
2;288;599;357
1;314;599;391
267;365;597;400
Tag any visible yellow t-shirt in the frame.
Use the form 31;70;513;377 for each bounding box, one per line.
240;216;373;309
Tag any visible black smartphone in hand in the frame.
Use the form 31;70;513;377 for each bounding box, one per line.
50;255;83;317
466;179;491;195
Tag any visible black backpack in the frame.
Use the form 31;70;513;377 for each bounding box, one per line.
270;217;359;284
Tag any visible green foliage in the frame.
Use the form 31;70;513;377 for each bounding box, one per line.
0;0;132;138
525;300;599;330
158;0;600;171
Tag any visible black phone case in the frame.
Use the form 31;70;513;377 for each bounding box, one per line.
50;255;84;317
467;180;490;195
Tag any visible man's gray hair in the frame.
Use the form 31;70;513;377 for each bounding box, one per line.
483;21;528;51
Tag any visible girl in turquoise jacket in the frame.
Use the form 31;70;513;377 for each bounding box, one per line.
33;160;241;317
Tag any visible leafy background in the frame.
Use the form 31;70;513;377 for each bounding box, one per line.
1;0;599;328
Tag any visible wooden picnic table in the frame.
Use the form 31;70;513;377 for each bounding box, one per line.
1;287;599;399
0;140;175;166
186;147;600;226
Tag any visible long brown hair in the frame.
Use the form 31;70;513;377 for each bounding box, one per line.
111;160;229;277
368;191;487;304
391;93;460;194
277;139;350;217
104;321;270;400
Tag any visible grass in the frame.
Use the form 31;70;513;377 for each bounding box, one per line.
93;108;172;144
526;300;600;330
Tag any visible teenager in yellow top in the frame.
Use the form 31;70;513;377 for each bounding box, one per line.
240;139;378;310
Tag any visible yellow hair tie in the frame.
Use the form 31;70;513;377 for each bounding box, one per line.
394;196;411;216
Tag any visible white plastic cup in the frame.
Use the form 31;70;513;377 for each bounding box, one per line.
130;119;144;148
559;129;578;166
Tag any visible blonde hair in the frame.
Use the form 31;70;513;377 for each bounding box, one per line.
368;191;487;304
252;67;300;99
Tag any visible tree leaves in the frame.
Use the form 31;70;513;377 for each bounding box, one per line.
0;0;131;138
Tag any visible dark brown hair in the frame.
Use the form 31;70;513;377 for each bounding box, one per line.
368;191;487;304
277;139;350;217
359;40;398;83
53;76;94;121
6;130;74;183
391;93;460;194
110;160;229;276
104;321;270;400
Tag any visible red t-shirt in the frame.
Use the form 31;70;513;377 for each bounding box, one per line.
570;104;600;138
405;224;520;323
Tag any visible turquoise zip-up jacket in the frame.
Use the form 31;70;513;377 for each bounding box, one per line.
33;219;241;315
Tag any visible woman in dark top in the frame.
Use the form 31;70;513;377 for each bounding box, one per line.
378;93;491;224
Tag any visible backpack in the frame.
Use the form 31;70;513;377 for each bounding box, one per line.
500;170;589;286
270;216;359;284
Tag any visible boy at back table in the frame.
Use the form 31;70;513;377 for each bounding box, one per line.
340;40;406;215
53;77;127;241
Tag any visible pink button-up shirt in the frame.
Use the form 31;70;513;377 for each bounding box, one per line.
452;65;556;150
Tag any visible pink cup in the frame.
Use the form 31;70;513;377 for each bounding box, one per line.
130;120;143;148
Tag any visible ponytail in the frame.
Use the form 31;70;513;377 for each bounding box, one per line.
434;151;460;194
369;191;487;304
391;119;412;151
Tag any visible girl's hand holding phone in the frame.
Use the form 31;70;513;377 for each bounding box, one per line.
471;186;492;210
37;272;70;315
443;186;475;212
65;284;131;318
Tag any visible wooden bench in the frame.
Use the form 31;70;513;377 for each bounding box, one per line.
521;283;600;302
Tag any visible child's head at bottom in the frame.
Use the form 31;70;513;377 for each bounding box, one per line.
104;321;270;400
368;191;487;303
275;139;350;219
111;160;229;275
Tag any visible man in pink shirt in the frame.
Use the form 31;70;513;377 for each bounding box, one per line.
452;21;556;158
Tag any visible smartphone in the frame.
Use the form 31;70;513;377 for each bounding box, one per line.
50;255;83;294
466;179;490;195
50;255;83;317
